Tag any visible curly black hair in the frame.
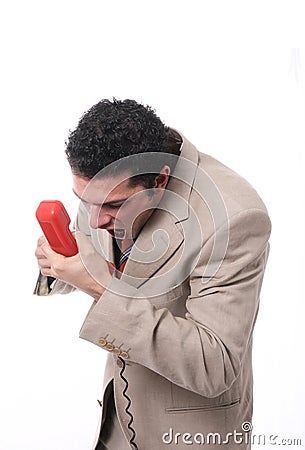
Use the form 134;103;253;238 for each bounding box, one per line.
65;98;182;189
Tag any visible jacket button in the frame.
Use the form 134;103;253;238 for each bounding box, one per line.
106;343;114;351
113;347;121;355
120;351;129;359
116;359;123;368
98;338;107;346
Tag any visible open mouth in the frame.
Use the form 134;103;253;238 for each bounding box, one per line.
109;228;126;239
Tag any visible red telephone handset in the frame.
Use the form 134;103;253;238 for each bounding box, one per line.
36;200;78;257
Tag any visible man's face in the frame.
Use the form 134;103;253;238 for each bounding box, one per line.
72;170;168;240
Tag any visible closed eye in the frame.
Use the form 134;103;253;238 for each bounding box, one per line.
72;189;129;209
107;202;124;209
81;199;124;209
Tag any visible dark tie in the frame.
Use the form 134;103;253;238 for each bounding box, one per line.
107;238;134;278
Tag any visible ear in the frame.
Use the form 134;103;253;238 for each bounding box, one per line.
154;165;171;189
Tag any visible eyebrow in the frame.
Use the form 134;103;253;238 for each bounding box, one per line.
72;189;129;207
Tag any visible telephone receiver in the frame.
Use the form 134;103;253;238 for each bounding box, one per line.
35;200;78;257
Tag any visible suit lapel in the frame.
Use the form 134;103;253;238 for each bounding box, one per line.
91;227;115;263
121;208;184;288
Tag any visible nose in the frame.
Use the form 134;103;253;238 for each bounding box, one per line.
89;205;113;229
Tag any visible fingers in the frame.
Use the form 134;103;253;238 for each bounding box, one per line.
35;235;77;279
40;242;58;259
35;236;48;273
36;245;52;274
35;236;47;258
37;236;46;246
38;257;52;269
40;267;53;277
35;237;57;275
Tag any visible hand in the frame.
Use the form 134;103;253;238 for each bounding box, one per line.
35;236;51;273
37;232;113;301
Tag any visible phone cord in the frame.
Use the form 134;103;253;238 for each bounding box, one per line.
118;355;138;450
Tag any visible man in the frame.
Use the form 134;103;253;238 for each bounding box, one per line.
34;98;272;449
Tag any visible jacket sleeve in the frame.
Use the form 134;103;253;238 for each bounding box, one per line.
33;272;77;296
79;208;272;398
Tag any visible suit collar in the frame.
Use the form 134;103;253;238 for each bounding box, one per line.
121;207;184;287
164;128;199;222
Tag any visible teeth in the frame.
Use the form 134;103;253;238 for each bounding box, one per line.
114;229;126;239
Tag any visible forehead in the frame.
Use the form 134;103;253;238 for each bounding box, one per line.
72;172;136;204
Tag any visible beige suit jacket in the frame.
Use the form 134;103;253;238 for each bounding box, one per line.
34;131;272;449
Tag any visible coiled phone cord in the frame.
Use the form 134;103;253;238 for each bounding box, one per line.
118;355;138;450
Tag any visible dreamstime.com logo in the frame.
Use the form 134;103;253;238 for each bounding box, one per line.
161;422;303;446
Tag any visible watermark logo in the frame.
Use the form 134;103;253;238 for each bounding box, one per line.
76;151;229;298
161;422;303;446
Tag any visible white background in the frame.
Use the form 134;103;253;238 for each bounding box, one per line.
0;1;304;449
